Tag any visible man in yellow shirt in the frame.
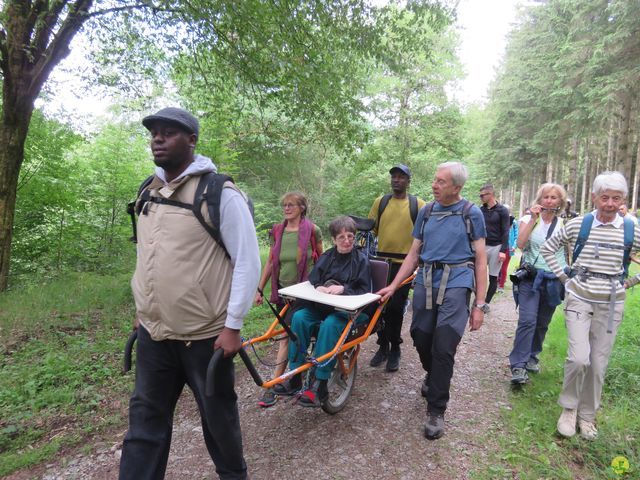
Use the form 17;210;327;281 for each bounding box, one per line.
368;164;426;371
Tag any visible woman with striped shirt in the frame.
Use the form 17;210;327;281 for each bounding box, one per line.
541;172;640;440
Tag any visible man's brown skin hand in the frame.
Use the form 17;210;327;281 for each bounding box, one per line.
214;327;243;358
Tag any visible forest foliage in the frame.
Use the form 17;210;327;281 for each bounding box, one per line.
6;0;470;282
2;1;640;477
482;0;640;214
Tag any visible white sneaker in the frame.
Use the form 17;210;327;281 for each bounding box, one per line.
557;408;577;437
578;419;598;440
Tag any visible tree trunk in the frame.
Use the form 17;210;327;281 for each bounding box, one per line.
607;116;616;170
616;90;632;174
0;0;94;289
0;118;31;290
567;137;578;202
633;139;640;211
580;139;590;214
519;178;528;216
546;153;554;183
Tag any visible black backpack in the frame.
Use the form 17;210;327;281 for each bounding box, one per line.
127;172;254;258
376;193;419;229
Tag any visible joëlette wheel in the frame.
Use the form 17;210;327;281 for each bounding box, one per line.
321;346;358;414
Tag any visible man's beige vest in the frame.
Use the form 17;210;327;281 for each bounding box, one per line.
131;174;235;341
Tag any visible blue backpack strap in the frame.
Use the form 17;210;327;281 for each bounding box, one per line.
622;217;634;279
572;213;594;265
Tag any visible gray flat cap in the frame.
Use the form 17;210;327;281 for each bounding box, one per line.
142;107;199;138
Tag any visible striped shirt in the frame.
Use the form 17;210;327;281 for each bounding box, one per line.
540;212;640;303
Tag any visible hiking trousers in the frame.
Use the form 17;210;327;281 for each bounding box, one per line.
376;262;411;349
509;277;558;369
119;326;247;480
288;307;368;380
410;286;471;414
558;292;623;422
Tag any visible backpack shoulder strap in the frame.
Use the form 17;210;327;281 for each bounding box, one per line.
622;217;635;278
409;194;418;224
132;175;155;215
572;213;594;265
417;201;436;236
127;175;155;243
376;194;392;229
546;216;559;240
192;172;234;257
461;200;476;252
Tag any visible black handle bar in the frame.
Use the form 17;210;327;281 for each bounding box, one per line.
238;348;264;387
205;349;225;397
205;347;264;397
123;330;138;373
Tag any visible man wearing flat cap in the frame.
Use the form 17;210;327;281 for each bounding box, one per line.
119;107;260;480
368;164;425;372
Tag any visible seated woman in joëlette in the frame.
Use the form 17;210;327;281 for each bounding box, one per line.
273;215;371;407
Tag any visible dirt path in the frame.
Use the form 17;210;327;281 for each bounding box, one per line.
10;293;519;480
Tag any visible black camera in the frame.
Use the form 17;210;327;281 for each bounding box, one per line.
510;262;536;285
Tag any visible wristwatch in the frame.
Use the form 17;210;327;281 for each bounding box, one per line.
474;303;490;314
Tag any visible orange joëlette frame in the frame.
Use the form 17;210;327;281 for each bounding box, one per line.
241;274;415;389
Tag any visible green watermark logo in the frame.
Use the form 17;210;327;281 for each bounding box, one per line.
611;456;629;475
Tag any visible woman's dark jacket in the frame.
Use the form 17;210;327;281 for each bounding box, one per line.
308;247;371;296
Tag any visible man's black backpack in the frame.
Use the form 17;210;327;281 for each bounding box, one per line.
376;193;419;229
127;172;254;258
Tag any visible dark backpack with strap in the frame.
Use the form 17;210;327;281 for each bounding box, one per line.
571;213;634;281
377;193;419;228
418;199;476;252
126;172;254;258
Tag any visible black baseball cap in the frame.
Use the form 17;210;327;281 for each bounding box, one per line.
389;164;411;177
142;107;199;138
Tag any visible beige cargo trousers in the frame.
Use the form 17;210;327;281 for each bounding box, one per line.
558;292;624;422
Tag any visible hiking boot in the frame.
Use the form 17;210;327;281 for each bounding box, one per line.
510;367;529;385
557;408;577;437
421;374;429;398
525;359;540;373
273;374;302;396
578;419;598;440
369;345;388;367
424;411;445;440
257;388;278;408
298;379;328;408
386;346;401;372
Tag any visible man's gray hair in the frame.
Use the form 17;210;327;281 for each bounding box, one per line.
438;161;468;187
592;171;628;197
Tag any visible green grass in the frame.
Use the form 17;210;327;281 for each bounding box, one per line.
0;247;277;476
0;271;137;476
472;269;640;479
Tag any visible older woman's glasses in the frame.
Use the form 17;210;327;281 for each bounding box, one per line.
282;203;299;210
335;233;355;242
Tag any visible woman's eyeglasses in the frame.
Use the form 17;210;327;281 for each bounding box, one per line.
335;233;355;242
282;203;299;209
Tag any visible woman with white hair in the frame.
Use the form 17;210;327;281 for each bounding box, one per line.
540;171;640;440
